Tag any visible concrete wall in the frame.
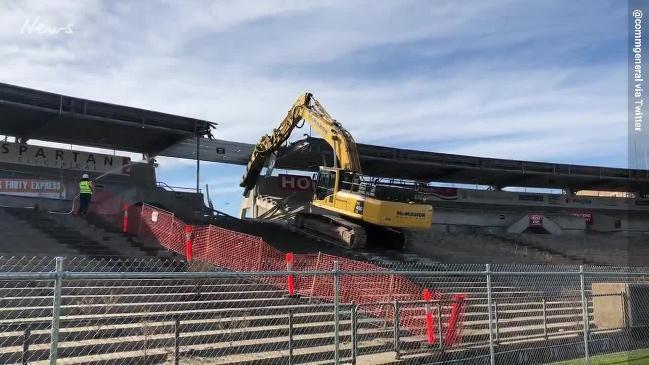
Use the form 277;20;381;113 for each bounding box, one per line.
136;188;207;220
429;208;588;235
240;175;313;219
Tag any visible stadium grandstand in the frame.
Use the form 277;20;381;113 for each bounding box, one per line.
0;82;648;364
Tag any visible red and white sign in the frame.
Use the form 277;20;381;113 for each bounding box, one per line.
424;187;458;200
571;212;593;224
0;179;66;199
278;174;314;191
529;214;544;227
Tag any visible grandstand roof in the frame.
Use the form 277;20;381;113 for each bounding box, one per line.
0;83;214;154
275;137;649;193
2;82;647;193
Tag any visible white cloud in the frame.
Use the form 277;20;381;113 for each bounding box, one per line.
0;0;627;171
204;175;244;194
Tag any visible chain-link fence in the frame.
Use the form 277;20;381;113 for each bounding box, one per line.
0;256;648;364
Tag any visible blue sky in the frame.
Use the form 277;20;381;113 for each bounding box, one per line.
0;0;628;215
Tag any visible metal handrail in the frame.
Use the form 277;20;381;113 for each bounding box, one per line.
156;181;201;193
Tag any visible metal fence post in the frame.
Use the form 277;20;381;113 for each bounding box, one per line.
580;265;590;362
49;257;64;365
393;300;401;359
288;310;294;365
309;252;322;302
436;302;444;351
351;303;358;365
388;274;395;302
333;261;340;364
542;298;548;339
486;264;496;365
137;206;144;237
169;214;175;242
22;328;30;365
493;301;499;344
257;242;265;272
621;292;629;328
174;317;180;365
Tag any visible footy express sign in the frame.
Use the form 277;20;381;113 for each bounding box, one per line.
0;143;131;175
0;179;66;199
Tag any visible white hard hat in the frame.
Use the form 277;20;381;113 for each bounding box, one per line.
82;174;89;179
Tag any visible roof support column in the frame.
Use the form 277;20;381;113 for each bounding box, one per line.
195;122;201;193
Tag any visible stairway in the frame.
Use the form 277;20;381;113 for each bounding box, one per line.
2;207;176;260
491;234;603;266
0;208;78;257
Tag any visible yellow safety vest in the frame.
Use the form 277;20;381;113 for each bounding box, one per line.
79;180;92;195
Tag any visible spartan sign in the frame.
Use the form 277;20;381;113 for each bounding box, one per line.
279;174;314;191
0;142;131;175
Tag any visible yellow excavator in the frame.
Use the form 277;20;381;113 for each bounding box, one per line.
241;93;432;249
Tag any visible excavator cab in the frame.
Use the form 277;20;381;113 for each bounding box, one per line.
314;168;338;201
313;167;363;205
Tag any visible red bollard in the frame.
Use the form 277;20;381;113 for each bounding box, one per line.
444;294;467;346
286;252;295;296
423;289;436;345
122;204;129;233
184;225;193;261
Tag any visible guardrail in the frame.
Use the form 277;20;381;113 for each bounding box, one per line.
0;256;647;364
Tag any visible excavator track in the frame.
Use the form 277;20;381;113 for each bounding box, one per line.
294;212;407;250
295;212;367;249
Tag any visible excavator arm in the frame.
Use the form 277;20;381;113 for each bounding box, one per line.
241;93;362;195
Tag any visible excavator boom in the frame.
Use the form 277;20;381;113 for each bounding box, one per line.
241;93;361;195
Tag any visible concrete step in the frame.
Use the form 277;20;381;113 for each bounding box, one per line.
2;208;158;259
0;311;359;345
0;283;279;297
0;303;350;335
0;321;391;364
1;289;289;307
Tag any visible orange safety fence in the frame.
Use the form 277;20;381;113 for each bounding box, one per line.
93;198;466;345
87;191;124;227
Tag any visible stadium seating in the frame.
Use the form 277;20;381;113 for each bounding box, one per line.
404;230;583;265
0;207;174;260
0;208;78;257
501;233;649;266
0;257;594;364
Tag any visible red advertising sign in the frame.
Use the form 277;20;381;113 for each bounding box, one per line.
278;174;314;191
0;179;66;199
529;214;544;227
423;187;458;200
571;212;593;224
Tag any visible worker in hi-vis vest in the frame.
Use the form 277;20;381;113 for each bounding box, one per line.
78;173;93;216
